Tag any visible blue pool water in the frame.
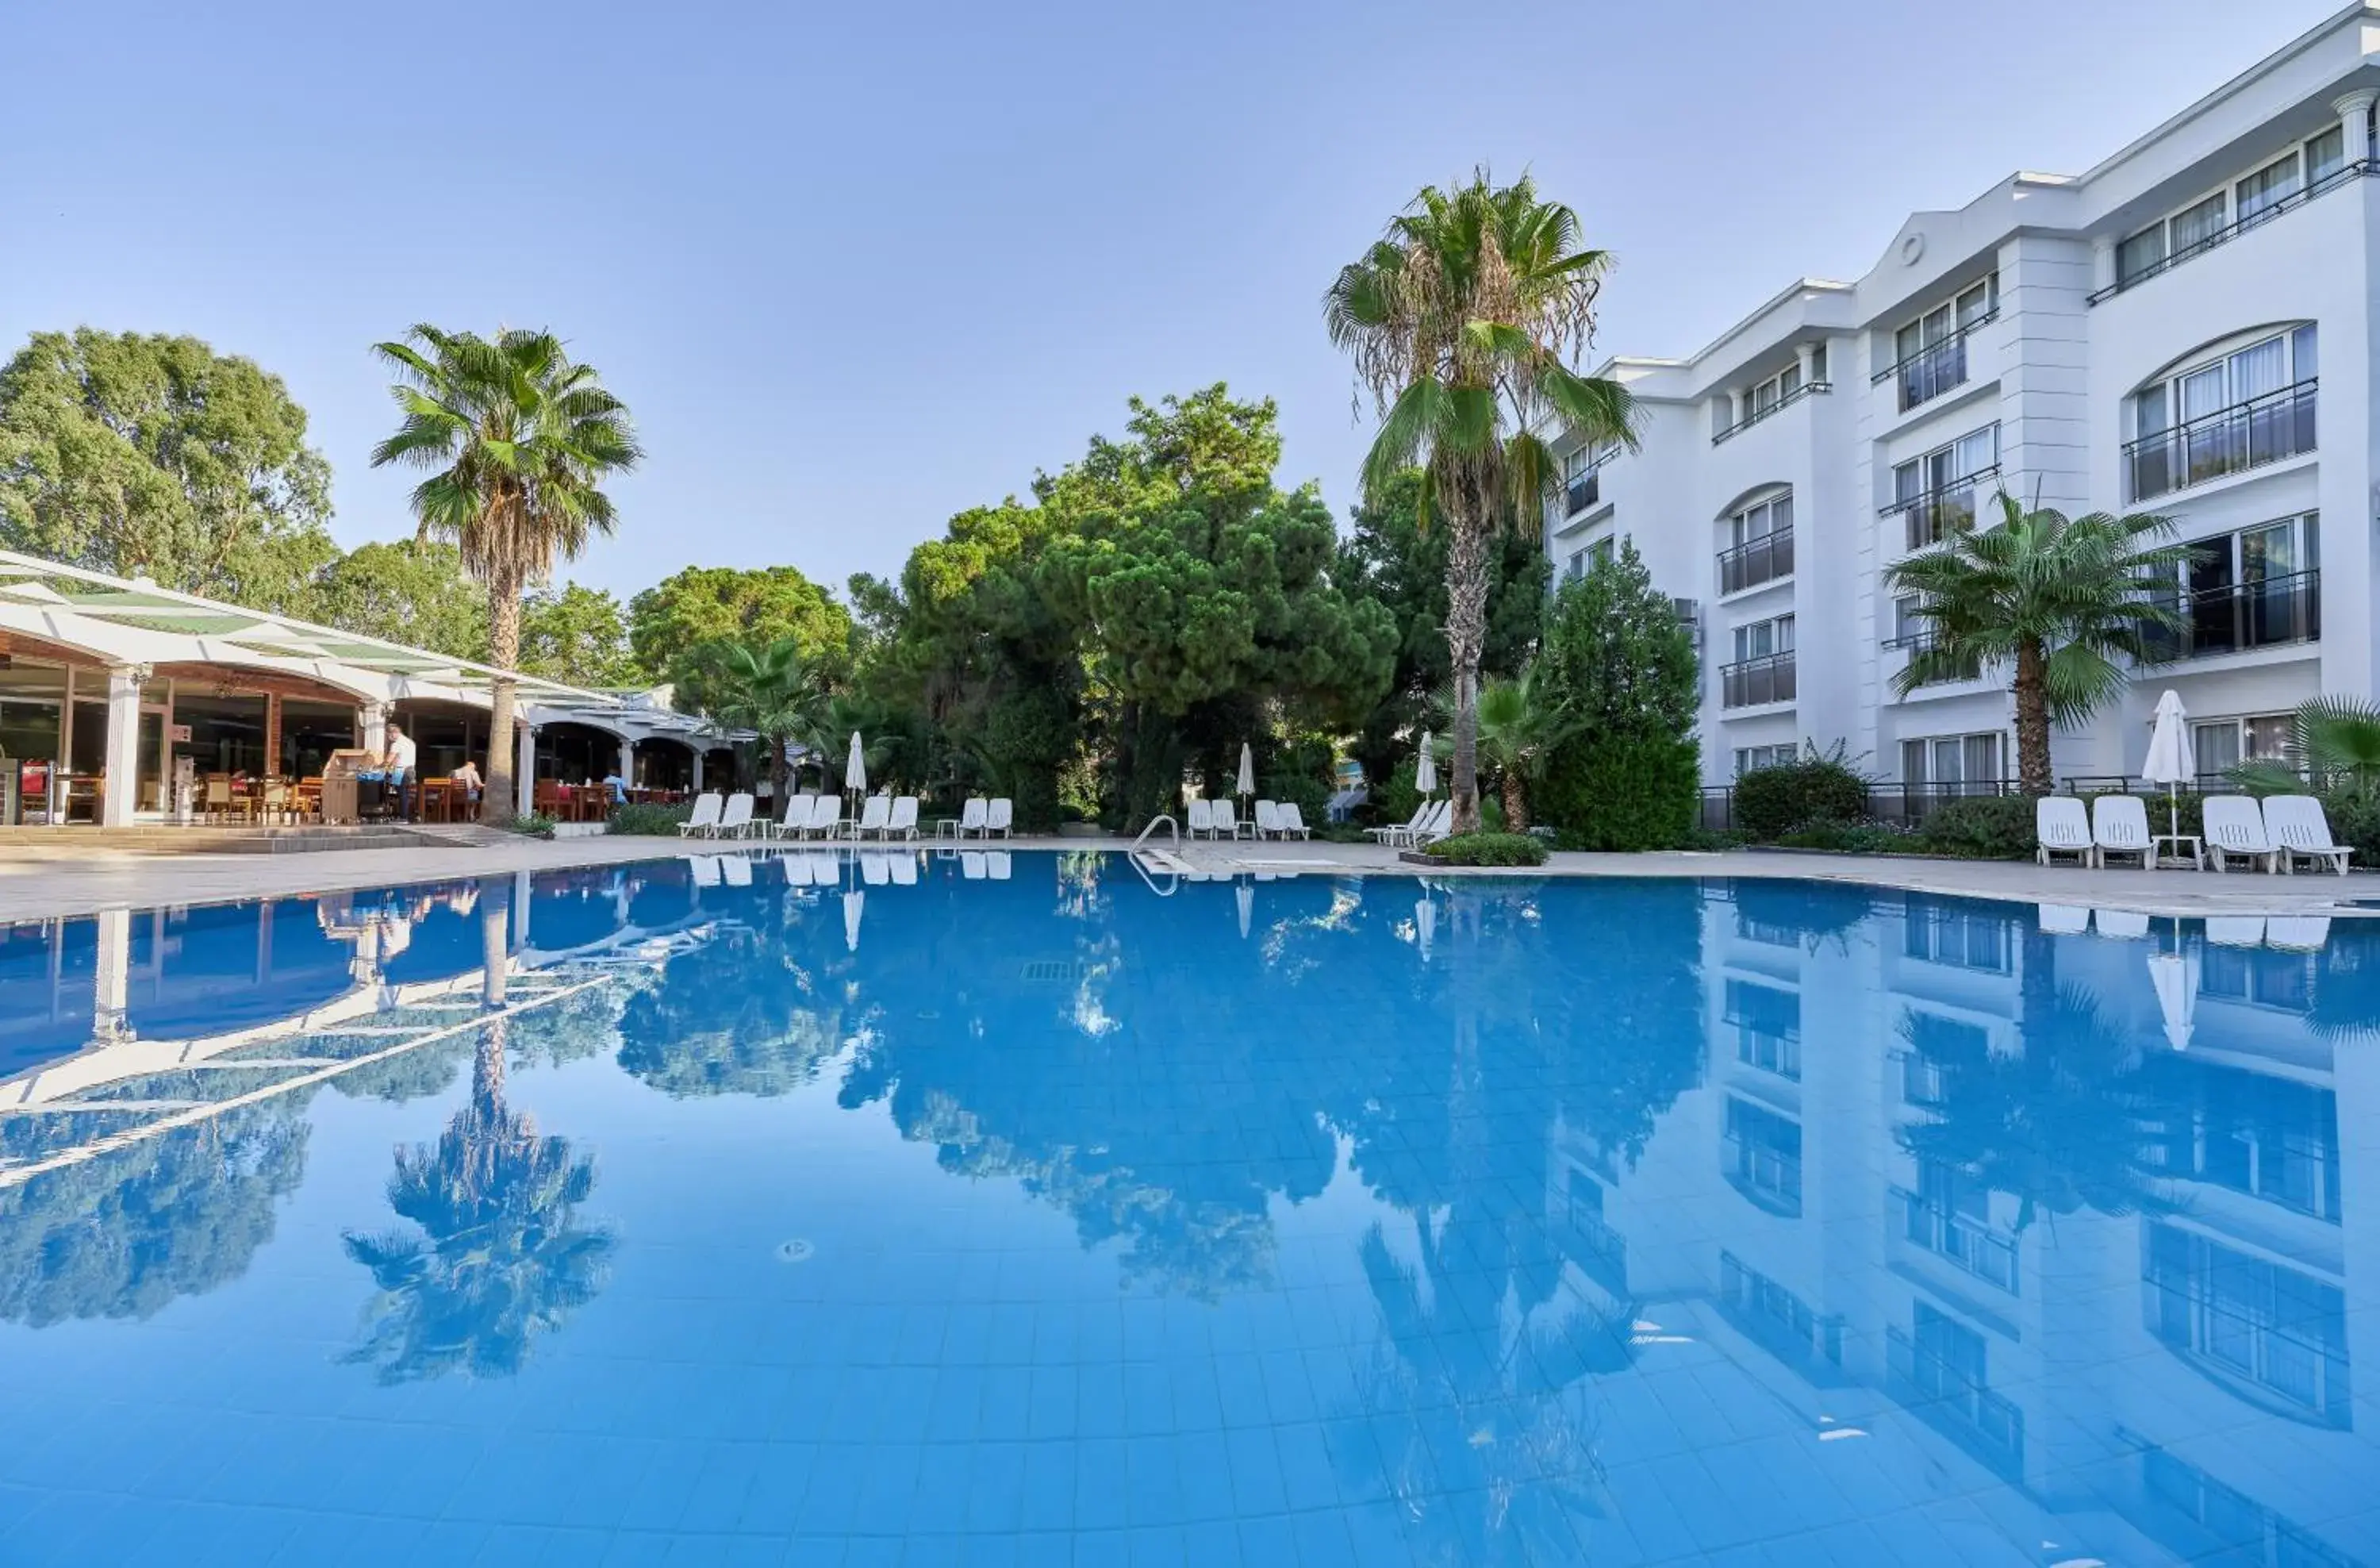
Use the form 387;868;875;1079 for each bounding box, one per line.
0;852;2374;1566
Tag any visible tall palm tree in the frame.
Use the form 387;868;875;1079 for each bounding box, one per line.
696;636;829;801
1886;490;2189;794
370;326;641;817
1326;172;1637;833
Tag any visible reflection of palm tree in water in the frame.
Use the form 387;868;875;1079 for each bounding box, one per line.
341;886;613;1382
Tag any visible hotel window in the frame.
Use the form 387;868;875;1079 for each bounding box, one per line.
2127;328;2316;499
1902;894;2011;972
1734;744;1795;775
1723;1097;1802;1217
2145;1223;2351;1427
1893;425;1999;548
1589;537;1615;567
1725;978;1802;1080
1729;490;1791;548
2115;124;2359;289
1731;614;1793;663
1901;733;2002;793
2189;712;2296;778
1891;276;1998;409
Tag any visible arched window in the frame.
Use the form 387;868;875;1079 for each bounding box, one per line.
2126;325;2317;501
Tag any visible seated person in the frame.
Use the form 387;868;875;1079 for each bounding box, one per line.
449;759;483;817
601;770;629;805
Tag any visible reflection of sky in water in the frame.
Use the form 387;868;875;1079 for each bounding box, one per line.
0;855;2374;1566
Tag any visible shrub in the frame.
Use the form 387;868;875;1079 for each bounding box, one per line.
1776;818;1914;854
501;813;559;840
608;801;691;836
1418;831;1548;867
1532;543;1702;851
1368;757;1421;828
1260;771;1329;828
2316;790;2380;863
1908;795;2037;859
1733;755;1869;842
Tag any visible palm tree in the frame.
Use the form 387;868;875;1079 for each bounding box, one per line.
696;636;829;801
370;326;641;817
1326;172;1637;834
1469;667;1575;832
1886;491;2190;795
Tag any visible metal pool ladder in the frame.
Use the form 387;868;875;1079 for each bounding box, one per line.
1128;814;1183;895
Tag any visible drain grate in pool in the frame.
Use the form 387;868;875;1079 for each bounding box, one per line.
1019;959;1082;983
776;1239;815;1263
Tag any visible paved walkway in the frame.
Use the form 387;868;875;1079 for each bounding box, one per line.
0;832;2367;923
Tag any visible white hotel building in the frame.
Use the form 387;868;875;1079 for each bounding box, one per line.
1546;5;2380;794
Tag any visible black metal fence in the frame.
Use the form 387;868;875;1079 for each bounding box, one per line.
2140;568;2320;660
1717;528;1794;595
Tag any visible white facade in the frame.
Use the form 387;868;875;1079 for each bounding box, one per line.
1547;5;2380;791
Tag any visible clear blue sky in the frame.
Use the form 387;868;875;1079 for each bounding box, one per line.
1;0;2341;602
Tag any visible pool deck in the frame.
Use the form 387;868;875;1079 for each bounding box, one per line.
0;830;2368;922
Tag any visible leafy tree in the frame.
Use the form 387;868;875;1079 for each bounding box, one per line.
1534;543;1699;849
370;325;642;817
0;328;335;598
1326;173;1637;833
519;582;636;689
308;539;490;663
691;635;830;800
1887;490;2188;794
627;565;853;705
1339;467;1547;787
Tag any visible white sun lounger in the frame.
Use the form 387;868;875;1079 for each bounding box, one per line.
721;855;752;888
2202;796;2279;874
1273;802;1311;840
960;797;989;839
987;850;1012;880
862;852;892;886
987;798;1014;839
1366;803;1430;847
2037;905;2090;935
2205;916;2266;947
2091;795;2153;870
2265;794;2354;875
853;795;889;840
1211;799;1246;840
2094;909;2149;939
2266;916;2332;951
678;793;725;838
688;855;723;888
889;852;917;886
962;850;987;879
1253;800;1281;839
716;793;756;840
2035;797;2094;867
887;797;919;840
1186;799;1215;839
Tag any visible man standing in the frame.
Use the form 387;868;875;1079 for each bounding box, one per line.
385;721;419;823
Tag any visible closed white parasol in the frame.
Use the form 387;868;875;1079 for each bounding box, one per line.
2140;690;2195;841
1414;731;1437;797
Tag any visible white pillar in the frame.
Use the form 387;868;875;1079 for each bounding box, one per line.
2336;90;2378;163
690;747;705;792
92;907;132;1042
617;738;634;784
515;723;537;819
1795;342;1818;384
359;701;388;757
100;664;143;827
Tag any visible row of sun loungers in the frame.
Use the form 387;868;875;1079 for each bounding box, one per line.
675;793;1017;842
1364;800;1451;849
2035;794;2352;874
1184;799;1312;840
2038;904;2331;949
681;848;1014;885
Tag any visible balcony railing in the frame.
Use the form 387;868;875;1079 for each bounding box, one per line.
1561;465;1602;517
2140;567;2320;662
2125;379;2316;502
1886;466;1999;551
1721;651;1796;709
1886;1326;2026;1478
1713;379;1829;445
1718;527;1794;595
2090;159;2379;304
1895;1186;2018;1293
1881;627;1984;685
1872;309;1998;413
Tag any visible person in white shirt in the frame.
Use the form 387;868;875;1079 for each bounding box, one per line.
384;723;419;821
450;758;483;820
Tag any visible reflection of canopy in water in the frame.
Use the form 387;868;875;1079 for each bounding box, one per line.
125;901;355;1036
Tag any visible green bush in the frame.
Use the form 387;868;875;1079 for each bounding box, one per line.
1368;757;1421;828
1776;818;1914;854
1259;771;1329;828
2314;791;2380;863
1538;735;1699;850
608;801;692;836
1908;795;2037;859
1418;831;1548;867
501;813;559;840
1733;756;1869;841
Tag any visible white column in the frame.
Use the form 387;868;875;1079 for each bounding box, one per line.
2089;237;2117;296
514;723;537;819
690;747;705;792
1795;343;1818;384
92;907;132;1043
617;738;634;784
359;701;388;757
100;664;143;827
2335;90;2378;162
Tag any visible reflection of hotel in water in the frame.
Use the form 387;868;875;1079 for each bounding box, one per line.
1551;889;2376;1566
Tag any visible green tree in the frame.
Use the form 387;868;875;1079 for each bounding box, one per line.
1339;467;1547;788
691;635;830;800
627;565;852;704
1326;173;1637;833
0;328;335;598
370;325;642;817
1468;667;1574;831
309;539;490;663
519;582;636;689
1887;490;2188;794
1534;543;1700;850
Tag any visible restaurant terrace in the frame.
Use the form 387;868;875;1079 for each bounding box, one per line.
0;550;739;828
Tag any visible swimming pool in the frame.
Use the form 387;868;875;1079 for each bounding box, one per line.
0;851;2372;1565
